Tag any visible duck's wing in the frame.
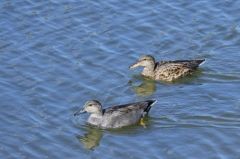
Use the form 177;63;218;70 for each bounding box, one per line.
159;59;205;69
102;100;156;128
155;59;205;81
104;100;156;116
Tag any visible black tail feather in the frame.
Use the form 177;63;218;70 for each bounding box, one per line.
191;59;205;69
195;59;205;65
144;100;157;113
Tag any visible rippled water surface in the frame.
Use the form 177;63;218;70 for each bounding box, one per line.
1;0;240;158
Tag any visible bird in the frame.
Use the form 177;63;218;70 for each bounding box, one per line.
74;99;157;128
129;55;205;82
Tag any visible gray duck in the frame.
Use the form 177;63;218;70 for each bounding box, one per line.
129;55;205;82
74;100;156;128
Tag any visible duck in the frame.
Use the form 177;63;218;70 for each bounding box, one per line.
74;100;157;128
129;55;205;82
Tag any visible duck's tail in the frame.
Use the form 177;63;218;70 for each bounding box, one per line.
188;59;205;69
195;59;205;66
144;100;157;114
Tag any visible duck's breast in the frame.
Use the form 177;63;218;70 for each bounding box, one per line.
88;114;103;127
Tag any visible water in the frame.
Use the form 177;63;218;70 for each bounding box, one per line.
0;0;240;158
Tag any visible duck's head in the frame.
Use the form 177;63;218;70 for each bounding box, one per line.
74;100;102;116
129;55;155;69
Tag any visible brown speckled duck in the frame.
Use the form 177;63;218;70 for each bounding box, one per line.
129;55;205;82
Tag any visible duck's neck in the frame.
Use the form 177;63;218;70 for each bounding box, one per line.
142;63;155;78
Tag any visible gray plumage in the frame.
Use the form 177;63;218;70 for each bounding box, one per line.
74;100;157;128
129;55;205;82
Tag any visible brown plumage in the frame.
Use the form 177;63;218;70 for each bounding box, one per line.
129;55;205;82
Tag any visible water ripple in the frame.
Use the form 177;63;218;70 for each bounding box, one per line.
0;0;240;158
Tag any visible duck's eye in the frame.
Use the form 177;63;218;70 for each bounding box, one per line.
89;104;92;106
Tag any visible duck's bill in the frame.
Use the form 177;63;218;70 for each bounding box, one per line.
74;108;86;116
129;62;141;69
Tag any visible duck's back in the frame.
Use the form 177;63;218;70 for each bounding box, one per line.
101;100;155;128
155;59;205;81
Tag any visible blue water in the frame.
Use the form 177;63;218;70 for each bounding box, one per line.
0;0;240;158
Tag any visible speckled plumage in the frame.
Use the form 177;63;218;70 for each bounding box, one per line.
130;55;205;82
74;100;156;128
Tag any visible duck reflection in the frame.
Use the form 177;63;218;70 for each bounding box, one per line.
76;116;153;150
76;125;103;150
129;75;156;96
129;69;204;96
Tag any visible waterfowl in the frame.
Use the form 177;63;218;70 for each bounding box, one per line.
129;55;205;82
74;100;157;128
